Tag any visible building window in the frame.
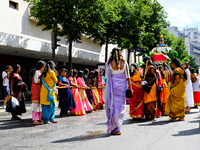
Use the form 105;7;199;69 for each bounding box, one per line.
9;1;18;10
194;36;198;39
194;32;198;35
188;32;190;36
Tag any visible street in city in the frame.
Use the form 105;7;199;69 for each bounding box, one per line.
0;101;200;150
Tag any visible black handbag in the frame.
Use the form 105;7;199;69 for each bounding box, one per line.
126;89;132;98
125;63;132;98
142;77;152;93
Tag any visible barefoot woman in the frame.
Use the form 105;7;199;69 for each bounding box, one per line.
105;48;131;135
165;58;187;121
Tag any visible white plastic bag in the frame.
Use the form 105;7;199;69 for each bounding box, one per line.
11;96;19;110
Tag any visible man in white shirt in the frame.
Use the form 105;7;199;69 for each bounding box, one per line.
2;65;12;108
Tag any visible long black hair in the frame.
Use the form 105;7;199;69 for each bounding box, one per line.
59;68;68;76
84;68;89;75
68;69;78;78
94;70;99;88
42;61;57;77
88;71;94;80
129;63;138;77
108;48;124;64
10;64;21;80
143;56;154;77
163;63;172;79
31;60;46;77
78;70;84;78
158;63;165;79
143;56;153;65
172;58;187;80
190;68;195;74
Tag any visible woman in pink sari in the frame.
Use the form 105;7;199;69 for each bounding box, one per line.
77;70;93;112
68;69;86;116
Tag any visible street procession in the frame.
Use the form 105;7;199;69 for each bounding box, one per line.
1;0;200;149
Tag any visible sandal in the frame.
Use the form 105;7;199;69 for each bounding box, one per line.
51;120;58;123
11;116;21;120
178;118;185;121
38;120;44;123
169;118;177;121
60;114;68;117
111;131;121;135
33;121;42;125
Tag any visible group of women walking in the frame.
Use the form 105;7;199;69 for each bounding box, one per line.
7;47;200;136
105;48;200;136
129;57;200;122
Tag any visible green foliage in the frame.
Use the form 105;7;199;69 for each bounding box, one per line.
24;0;104;69
161;29;198;72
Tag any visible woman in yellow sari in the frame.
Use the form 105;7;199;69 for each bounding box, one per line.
165;58;187;121
143;56;158;120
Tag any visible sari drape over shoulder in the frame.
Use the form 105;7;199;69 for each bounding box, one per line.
105;62;127;134
69;76;86;116
129;71;144;119
165;67;186;118
77;77;93;112
58;76;76;116
143;65;157;120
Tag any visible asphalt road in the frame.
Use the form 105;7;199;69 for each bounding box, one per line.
0;105;200;150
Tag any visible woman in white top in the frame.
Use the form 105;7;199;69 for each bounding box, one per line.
182;62;194;112
191;68;200;107
31;60;46;125
105;48;131;135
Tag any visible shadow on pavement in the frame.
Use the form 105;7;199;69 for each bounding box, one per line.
137;120;172;126
185;111;199;115
172;128;200;136
0;118;35;130
51;131;109;143
122;118;146;125
189;120;200;123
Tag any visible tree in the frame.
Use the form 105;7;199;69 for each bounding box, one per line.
161;29;198;72
24;0;104;70
87;0;126;62
140;0;169;56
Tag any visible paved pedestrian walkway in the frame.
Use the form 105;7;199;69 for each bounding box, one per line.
0;99;59;116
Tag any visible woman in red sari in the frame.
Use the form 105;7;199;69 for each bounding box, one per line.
129;63;144;119
10;64;26;120
31;60;46;124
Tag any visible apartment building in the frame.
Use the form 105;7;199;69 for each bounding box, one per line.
181;27;200;44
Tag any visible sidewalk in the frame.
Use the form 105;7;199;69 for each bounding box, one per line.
0;99;59;116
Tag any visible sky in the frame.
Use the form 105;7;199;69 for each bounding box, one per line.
157;0;200;31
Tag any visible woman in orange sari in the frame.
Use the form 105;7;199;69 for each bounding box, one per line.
159;64;169;115
143;56;158;120
165;58;187;121
129;63;144;119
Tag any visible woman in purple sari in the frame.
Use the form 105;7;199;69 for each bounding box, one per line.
105;48;131;135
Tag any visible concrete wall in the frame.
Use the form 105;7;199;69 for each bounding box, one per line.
0;0;117;65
